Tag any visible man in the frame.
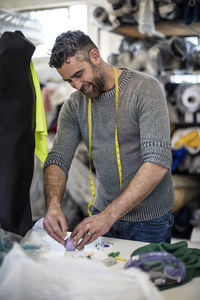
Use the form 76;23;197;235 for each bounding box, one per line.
43;30;174;250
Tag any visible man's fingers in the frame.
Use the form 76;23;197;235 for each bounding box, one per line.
50;231;65;245
77;231;95;250
71;219;88;239
58;216;68;236
71;222;90;245
48;216;66;238
44;217;66;245
71;214;112;249
86;233;98;245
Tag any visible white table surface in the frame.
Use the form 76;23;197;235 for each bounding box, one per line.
62;235;200;300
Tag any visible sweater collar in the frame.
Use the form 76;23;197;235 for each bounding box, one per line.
95;68;132;101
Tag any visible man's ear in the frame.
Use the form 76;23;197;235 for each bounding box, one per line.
89;48;101;65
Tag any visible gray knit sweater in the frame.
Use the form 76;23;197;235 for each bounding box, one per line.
44;69;174;221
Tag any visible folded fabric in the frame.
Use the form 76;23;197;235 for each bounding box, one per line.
171;147;187;172
171;128;200;154
131;241;200;290
30;61;48;162
174;130;200;149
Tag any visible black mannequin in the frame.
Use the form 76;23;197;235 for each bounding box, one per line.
0;31;36;235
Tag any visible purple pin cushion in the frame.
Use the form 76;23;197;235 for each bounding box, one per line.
64;237;76;251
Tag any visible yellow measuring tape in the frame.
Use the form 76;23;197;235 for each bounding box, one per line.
87;67;122;216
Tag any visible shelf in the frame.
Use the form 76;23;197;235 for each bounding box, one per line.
114;21;200;38
171;123;200;128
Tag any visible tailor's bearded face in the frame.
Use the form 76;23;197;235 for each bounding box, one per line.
57;55;105;99
80;63;105;98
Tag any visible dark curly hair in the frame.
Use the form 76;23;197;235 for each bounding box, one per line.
49;30;98;68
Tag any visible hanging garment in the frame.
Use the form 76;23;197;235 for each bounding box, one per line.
30;61;48;163
0;31;36;235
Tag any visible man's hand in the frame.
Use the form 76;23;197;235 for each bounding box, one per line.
71;212;113;250
43;205;68;245
43;164;68;245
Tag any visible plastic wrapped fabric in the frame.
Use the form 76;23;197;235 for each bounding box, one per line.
125;251;186;287
0;243;163;300
130;241;200;290
0;227;39;266
0;228;22;265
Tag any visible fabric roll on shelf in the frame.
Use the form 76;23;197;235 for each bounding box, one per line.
173;84;200;118
181;85;200;114
90;6;113;29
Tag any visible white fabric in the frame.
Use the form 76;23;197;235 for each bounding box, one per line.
181;85;200;113
0;243;163;300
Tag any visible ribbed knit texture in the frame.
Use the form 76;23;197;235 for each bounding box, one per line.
44;69;174;221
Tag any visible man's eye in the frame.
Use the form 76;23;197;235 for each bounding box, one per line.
76;72;83;78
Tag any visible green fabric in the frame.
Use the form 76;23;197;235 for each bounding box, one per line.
30;61;48;163
131;241;200;290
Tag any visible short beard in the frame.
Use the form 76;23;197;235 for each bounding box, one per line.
81;64;105;99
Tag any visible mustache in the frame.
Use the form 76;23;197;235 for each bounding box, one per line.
80;83;90;93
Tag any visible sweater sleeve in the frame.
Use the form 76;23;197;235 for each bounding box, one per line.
135;76;172;169
44;92;81;175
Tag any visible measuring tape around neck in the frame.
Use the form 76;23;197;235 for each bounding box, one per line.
87;66;122;216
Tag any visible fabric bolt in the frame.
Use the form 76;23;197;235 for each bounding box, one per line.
0;31;35;235
131;241;200;290
44;69;174;222
91;206;174;243
181;85;200;113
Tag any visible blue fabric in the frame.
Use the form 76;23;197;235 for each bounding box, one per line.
90;206;174;244
172;147;187;173
184;0;200;25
